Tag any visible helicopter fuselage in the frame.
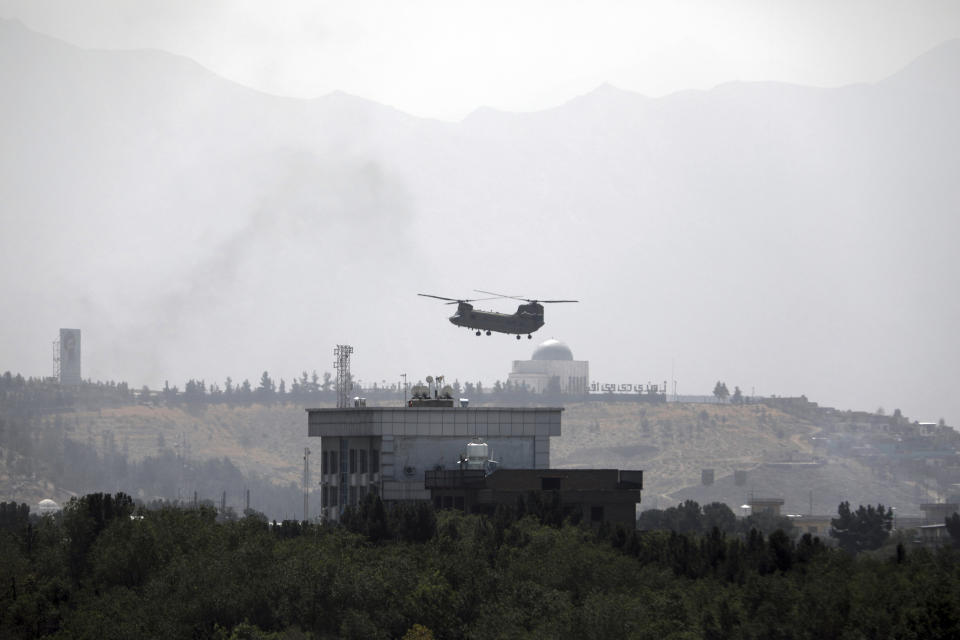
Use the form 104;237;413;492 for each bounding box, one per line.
449;302;545;336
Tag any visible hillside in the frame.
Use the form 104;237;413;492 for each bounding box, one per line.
554;402;818;498
7;391;946;521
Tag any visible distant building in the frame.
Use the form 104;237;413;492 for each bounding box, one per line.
425;468;644;527
917;523;950;546
59;328;81;385
36;499;60;515
748;497;785;516
790;514;833;536
507;338;589;394
307;396;562;522
920;502;959;525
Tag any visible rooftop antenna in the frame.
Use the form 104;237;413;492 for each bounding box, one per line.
334;345;354;409
671;359;677;400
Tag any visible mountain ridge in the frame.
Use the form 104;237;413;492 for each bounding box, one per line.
1;18;958;427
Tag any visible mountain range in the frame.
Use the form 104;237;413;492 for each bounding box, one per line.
1;19;958;424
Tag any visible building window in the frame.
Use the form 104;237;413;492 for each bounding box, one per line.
454;496;465;511
321;451;328;475
329;451;338;475
359;486;368;502
541;477;562;491
359;449;367;474
370;484;379;497
329;487;338;507
371;449;380;473
591;506;604;523
349;486;357;506
349;449;357;473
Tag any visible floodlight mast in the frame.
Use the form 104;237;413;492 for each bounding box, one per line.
334;345;354;409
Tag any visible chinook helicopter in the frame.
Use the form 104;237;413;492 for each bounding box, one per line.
418;290;578;339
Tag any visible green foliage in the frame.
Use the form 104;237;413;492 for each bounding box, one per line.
638;500;741;536
830;501;893;554
0;502;30;532
2;493;960;639
713;381;729;400
945;513;960;549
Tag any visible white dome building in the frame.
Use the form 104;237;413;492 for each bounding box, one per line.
508;338;589;394
37;499;60;515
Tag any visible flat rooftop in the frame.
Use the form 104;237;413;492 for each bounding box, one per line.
307;406;563;438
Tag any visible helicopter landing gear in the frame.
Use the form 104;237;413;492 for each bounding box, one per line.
486;330;492;336
527;334;532;339
475;330;481;336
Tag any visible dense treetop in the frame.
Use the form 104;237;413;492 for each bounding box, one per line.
2;493;960;639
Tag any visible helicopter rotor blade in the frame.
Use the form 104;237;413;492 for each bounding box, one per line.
418;293;502;304
474;290;578;304
473;289;528;301
418;293;461;302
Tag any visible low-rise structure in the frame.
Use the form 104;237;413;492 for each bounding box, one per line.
425;468;644;527
748;497;785;516
307;399;562;521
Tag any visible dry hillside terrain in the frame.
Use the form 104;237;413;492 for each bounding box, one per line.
4;398;935;518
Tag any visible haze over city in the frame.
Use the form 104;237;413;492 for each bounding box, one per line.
1;0;959;424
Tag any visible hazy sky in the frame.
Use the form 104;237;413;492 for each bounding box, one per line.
2;2;959;427
3;0;960;120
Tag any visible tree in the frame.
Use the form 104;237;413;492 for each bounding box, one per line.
162;380;179;403
256;372;275;404
702;502;738;534
830;502;892;554
946;513;960;549
63;492;135;579
731;386;743;404
713;381;729;401
239;379;253;404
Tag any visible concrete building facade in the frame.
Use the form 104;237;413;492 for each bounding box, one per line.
307;405;562;521
425;468;644;527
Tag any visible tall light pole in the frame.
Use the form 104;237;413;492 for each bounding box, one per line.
401;373;408;403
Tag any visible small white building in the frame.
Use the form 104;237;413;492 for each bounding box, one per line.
507;338;589;394
37;499;60;515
